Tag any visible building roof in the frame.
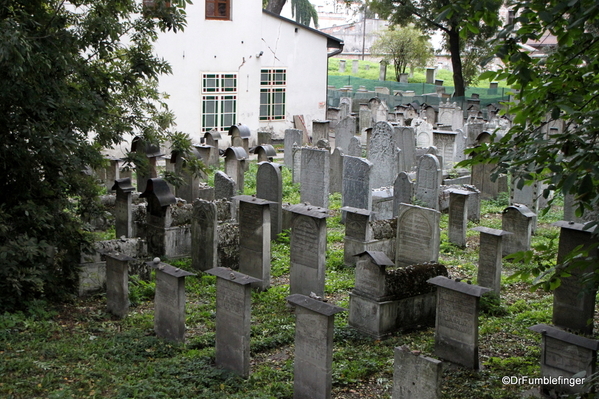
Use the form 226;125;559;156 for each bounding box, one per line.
262;9;344;50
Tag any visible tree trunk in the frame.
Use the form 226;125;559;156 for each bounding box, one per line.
266;0;286;14
447;28;465;98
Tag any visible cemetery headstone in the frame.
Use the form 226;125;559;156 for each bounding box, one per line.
427;276;491;369
150;260;196;343
204;130;222;167
256;162;283;239
336;116;357;153
393;172;413;217
342;155;373;213
284;128;303;168
415;154;441;210
501;204;536;256
139;178;177;257
329;147;344;194
224;147;248;194
191;199;218;271
448;190;470;248
394;126;416;172
228;124;251;155
393;346;442;399
369;121;399;189
348;136;362;157
472;226;512;296
207;267;261;378
287;294;346;399
112;178;135;238
312;120;330;143
288;203;330;297
105;253;133;318
300;148;330;209
396;204;441;266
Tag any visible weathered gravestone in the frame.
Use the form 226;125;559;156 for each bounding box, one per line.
150;260;196;343
552;221;599;335
472;226;512;296
393;172;413;217
131;136;163;193
170;147;206;203
447;189;472;248
501;204;536;257
287;294;346;399
393;346;442;399
228;124;251;155
329;147;344;194
224;147;248;194
105;253;133;319
112;178;135;238
300;147;330;209
529;324;598;397
394;126;416;172
204;130;222;167
214;171;235;201
427;276;491;369
139;178;177;257
369;121;400;189
253;144;277;163
372;187;394;221
359;103;372;138
349;251;447;339
207;267;261;378
292;145;302;184
256;162;283;239
415;154;441;210
288;203;330;297
284;128;303;168
191;199;218;271
336;116;357;153
396;204;441;267
312;120;330;143
342;155;373;214
342;207;375;267
348;136;362;157
233;195;272;291
433;130;457;170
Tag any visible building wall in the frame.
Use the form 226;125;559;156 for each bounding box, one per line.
154;0;332;146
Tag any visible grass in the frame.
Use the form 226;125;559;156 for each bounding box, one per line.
0;163;584;399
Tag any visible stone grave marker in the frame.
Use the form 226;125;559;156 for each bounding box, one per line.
214;171;235;201
393;172;413;217
359;103;372;137
207;267;261;378
287;294;346;399
139;178;177;257
369;121;400;189
256;162;283;239
191;199;218;271
372;187;394;220
288;203;330;297
529;323;599;397
131;136;163;192
394;126;416;172
342;206;375;267
312;120;330;143
501;204;536;256
415;154;441;210
329;147;344;194
396;204;441;266
150;260;196;343
336;116;357;153
204;130;222;167
427;276;491;369
393;346;442;399
253;144;277;163
284;128;303;168
448;189;471;248
224;147;248;194
300;148;330;209
233;195;273;291
228;124;251;155
348;136;362;157
105;253;133;318
433;130;457;170
552;221;599;334
472;226;512;296
342;155;373;213
112;178;135;238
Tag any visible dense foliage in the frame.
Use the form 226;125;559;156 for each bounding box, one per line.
0;0;189;311
463;0;599;288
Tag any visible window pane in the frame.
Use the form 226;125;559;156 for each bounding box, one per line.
274;70;286;85
222;75;236;92
260;70;270;85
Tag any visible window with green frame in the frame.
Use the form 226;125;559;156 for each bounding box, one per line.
259;69;286;121
202;73;237;132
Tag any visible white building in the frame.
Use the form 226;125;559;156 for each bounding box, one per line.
153;0;343;146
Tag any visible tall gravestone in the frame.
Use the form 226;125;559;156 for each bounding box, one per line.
472;226;512;296
428;276;491;369
105;253;133;319
369;121;400;189
336;116;357;153
224;147;247;194
284;129;303;168
433;131;457;170
312;120;330;143
530;324;599;397
233;195;272;291
112;178;135;238
394;126;416;172
140;178;177;257
501;204;536;256
342;155;373;213
292;145;302;184
288;204;330;297
552;221;599;334
287;294;346;399
300;148;330;209
131;136;162;193
359;103;372;140
214;171;235;201
448;190;471;248
342;207;375;267
150;260;196;343
256;162;283;239
204;130;221;167
228;124;251;155
396;204;441;266
207;267;261;378
393;346;442;399
393;172;413;217
348;136;362;157
253;144;277;163
415;154;441;210
191;199;218;271
329;147;344;194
